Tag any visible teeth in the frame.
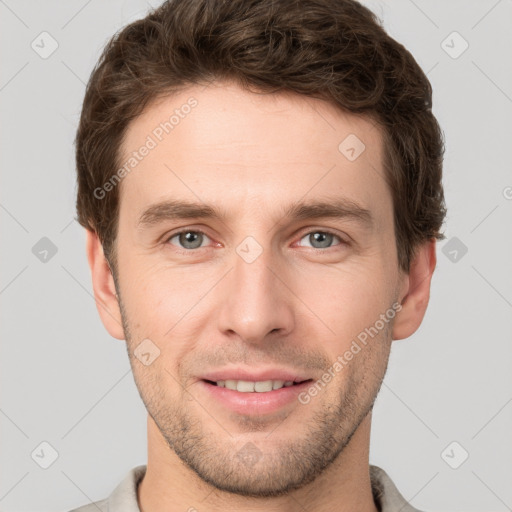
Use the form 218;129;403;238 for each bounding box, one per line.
238;380;258;392
217;379;296;392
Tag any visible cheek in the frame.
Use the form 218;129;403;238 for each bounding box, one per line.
120;268;210;373
293;262;391;343
119;259;200;331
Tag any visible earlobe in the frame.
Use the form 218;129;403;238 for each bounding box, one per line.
85;229;125;340
392;239;437;341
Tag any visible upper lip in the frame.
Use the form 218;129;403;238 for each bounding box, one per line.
200;367;314;383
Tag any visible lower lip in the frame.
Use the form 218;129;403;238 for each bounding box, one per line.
198;380;312;415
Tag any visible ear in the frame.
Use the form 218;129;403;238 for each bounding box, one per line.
392;239;437;341
85;229;125;340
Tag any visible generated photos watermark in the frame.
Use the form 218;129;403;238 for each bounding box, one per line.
298;301;402;404
93;97;198;200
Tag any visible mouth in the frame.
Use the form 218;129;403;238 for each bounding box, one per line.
202;378;313;393
199;377;314;415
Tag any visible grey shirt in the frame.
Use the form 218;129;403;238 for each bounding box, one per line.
68;464;424;512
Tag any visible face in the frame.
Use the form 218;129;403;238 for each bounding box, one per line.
101;80;409;496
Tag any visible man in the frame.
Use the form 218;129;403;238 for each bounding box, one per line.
71;0;446;510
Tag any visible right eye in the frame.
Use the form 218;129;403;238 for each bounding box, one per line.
165;230;212;250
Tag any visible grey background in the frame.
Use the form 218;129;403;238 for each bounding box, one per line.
1;1;511;511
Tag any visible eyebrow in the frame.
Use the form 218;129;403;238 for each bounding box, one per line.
136;198;373;230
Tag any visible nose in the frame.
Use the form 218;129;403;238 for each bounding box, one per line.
216;243;295;345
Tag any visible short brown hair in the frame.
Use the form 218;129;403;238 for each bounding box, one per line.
75;0;446;274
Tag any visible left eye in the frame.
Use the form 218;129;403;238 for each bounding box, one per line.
167;230;211;250
297;231;343;249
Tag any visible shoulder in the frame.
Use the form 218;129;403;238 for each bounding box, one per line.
67;498;109;512
65;465;147;512
370;464;426;512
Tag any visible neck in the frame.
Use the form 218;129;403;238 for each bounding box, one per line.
137;413;379;512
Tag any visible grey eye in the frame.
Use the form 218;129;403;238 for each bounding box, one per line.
299;231;340;249
169;231;209;250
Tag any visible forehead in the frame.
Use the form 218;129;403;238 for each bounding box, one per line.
117;80;390;226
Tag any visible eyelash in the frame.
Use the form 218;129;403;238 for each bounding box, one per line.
164;228;348;254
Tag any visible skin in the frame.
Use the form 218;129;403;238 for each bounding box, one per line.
86;80;436;512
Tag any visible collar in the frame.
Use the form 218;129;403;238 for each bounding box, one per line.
101;464;423;512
